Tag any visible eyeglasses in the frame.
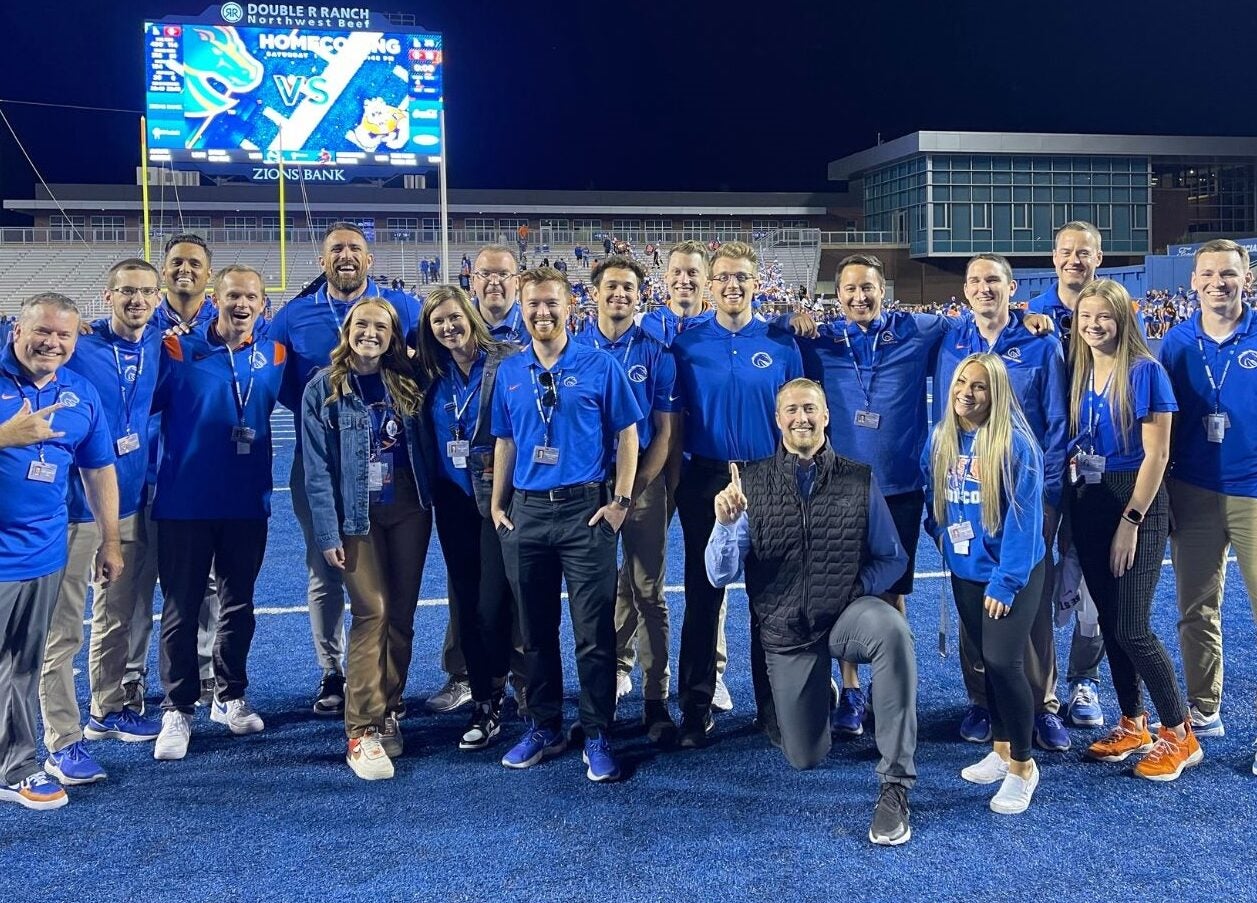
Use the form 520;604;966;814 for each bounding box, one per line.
710;272;755;285
537;370;557;409
473;270;517;283
111;286;161;298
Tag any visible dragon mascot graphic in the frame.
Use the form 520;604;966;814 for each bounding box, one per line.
170;26;264;146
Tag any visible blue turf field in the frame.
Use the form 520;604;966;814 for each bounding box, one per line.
3;408;1257;903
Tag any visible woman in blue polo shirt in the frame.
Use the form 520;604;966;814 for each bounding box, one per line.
415;285;521;752
1066;279;1201;781
301;298;433;781
924;352;1046;815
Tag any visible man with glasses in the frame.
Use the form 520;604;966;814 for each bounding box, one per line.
472;244;527;347
268;222;420;719
671;241;803;749
490;266;642;782
39;260;164;787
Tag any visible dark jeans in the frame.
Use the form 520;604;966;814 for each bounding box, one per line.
433;477;514;703
499;486;618;736
157;518;268;713
951;560;1045;762
675;457;773;724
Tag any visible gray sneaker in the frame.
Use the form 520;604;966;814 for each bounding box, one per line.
712;675;733;713
380;712;404;758
425;676;472;713
868;783;911;846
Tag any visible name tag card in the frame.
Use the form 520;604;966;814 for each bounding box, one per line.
947;520;975;556
533;445;560;465
369;453;395;504
1070;452;1105;485
116;432;142;456
447;439;470;469
854;410;881;429
27;460;57;483
231;425;256;456
1205;412;1230;444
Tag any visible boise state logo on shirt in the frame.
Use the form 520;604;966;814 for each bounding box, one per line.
1239;350;1257;370
627;364;649;383
1003;347;1022;363
563;375;578;388
751;352;774;369
249;349;268;371
879;330;897;345
58;390;80;408
123;365;138;383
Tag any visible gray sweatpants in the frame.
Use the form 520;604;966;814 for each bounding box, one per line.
764;595;917;786
0;570;65;784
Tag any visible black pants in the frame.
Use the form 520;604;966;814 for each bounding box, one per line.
675;457;773;723
499;486;618;735
433;477;514;703
1071;472;1184;727
951;560;1045;762
157;518;268;713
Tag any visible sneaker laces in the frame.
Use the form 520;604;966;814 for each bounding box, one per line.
1074;684;1098;707
1143;734;1179;763
232;699;257;717
25;770;54;788
59;743;87;764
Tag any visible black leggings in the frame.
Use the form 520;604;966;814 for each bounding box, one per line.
951;560;1045;762
1071;471;1185;727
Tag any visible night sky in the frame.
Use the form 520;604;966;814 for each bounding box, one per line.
2;0;1256;221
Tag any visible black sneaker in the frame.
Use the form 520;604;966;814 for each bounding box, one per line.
643;700;677;747
868;783;911;846
460;696;503;751
678;711;714;749
313;673;345;717
121;679;146;715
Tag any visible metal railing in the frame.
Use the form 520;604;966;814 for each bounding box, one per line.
819;231;904;245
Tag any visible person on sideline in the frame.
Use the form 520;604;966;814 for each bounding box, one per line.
925;353;1046;814
1067;279;1201;780
302;298;434;779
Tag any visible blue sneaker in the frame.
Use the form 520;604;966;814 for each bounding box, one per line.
959;705;992;743
1065;679;1104;727
582;735;621;782
500;723;566;769
44;741;107;786
0;770;68;810
84;709;162;742
1188;704;1225;738
831;688;866;737
1034;712;1072;751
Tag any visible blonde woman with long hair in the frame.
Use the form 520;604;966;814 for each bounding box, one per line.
300;298;434;780
1066;279;1201;781
924;352;1045;814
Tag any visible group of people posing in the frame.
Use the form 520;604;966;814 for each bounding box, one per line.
0;221;1253;851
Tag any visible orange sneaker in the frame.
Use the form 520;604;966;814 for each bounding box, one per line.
1134;724;1204;782
1086;715;1154;762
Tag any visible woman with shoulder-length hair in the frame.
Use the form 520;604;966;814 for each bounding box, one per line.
415;284;522;751
1067;278;1201;780
301;297;434;780
924;352;1046;814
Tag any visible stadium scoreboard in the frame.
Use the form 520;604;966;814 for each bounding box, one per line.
144;4;443;178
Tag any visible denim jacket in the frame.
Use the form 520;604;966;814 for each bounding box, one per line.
301;368;434;551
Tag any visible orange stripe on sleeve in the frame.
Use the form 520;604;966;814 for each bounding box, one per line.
162;334;184;362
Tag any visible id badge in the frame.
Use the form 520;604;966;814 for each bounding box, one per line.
1206;412;1229;443
369;453;395;503
854;410;881;430
27;460;57;483
533;445;560;465
947;521;975;554
447;439;470;458
1080;453;1105;485
232;425;256;456
116;432;141;456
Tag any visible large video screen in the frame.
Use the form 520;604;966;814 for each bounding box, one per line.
144;21;443;170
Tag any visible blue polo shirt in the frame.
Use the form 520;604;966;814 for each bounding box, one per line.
638;306;715;348
427;350;486;495
1069;357;1177;473
799;310;953;496
671;317;803;462
1027;283;1073;355
491;339;642;491
151;296;217;333
934;313;1069;508
572;321;677;453
477;302;527;346
151;327;286;519
64;321;162;523
268;278;420;436
1159;307;1257;497
0;347;115;580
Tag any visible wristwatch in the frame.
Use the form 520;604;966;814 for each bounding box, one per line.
1123;508;1144;525
611;494;633;509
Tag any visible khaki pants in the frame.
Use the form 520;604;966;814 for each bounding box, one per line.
1168;478;1257;713
39;514;146;752
614;472;670;700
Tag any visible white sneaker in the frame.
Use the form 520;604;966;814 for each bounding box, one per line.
210;697;265;735
712;675;734;713
990;761;1040;814
1251;739;1257;777
960;751;1009;785
615;672;632;701
154;710;192;760
347;730;395;781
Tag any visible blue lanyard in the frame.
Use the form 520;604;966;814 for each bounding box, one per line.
109;337;144;433
351;372;397;458
7;372;58;462
1083;367;1115;454
224;344;255;428
590;326;636;366
449;357;481;436
529;365;559;446
845;323;881;410
1197;336;1238;414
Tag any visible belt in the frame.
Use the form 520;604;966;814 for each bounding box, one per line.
516;481;603;502
689;455;750;472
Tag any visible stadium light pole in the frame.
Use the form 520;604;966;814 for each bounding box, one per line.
140;116;151;263
439;106;449;283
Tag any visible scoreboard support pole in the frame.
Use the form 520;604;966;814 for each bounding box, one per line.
439;106;450;283
276;149;287;294
140;116;152;264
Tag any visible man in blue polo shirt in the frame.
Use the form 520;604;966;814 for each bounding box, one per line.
151;265;285;761
472;244;527;346
1028;221;1109;730
38;260;164;787
639;240;717;346
491;266;641;782
671;240;803;749
574;254;679;744
935;253;1071;752
1160;239;1257;757
0;292;121;811
268;221;420;717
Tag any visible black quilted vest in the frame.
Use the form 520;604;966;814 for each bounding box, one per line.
742;444;870;653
